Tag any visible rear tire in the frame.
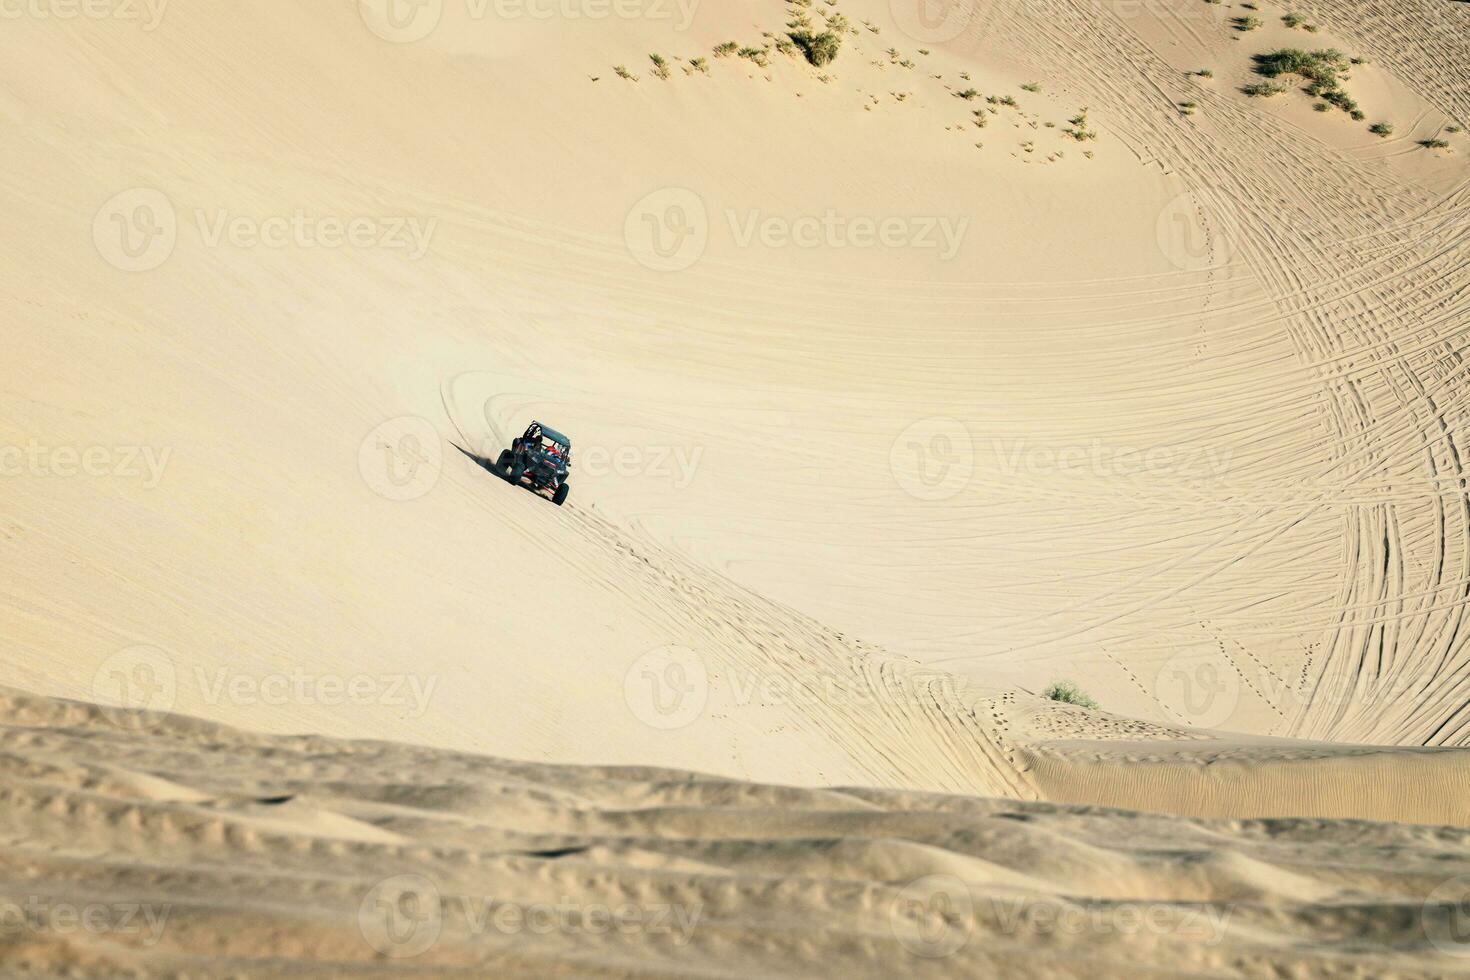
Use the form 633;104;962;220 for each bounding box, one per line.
553;482;569;506
509;463;525;484
497;450;512;475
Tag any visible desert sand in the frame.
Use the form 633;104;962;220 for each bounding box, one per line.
3;0;1470;972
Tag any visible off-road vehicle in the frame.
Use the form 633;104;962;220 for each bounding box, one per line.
498;421;571;506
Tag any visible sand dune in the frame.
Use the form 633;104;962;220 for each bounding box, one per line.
4;687;1470;977
3;0;1470;972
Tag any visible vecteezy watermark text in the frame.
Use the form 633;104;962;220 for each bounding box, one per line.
0;897;172;947
0;441;170;488
194;210;435;260
93;189;438;272
357;875;702;958
357;0;699;44
91;646;440;727
0;0;167;29
625;188;970;272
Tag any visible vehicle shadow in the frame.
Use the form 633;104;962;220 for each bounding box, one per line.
453;443;508;481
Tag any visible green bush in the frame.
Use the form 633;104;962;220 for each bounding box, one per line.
1255;48;1349;86
1043;681;1099;710
788;29;840;66
1243;80;1287;97
1368;121;1393;136
738;46;769;67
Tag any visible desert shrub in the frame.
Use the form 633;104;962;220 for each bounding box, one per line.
1421;138;1450;149
649;53;671;80
1350;109;1365;120
1021;82;1041;92
738;46;769;67
1313;102;1329;111
1368;121;1393;136
1234;14;1262;30
1243;81;1287;96
1065;108;1096;140
1196;68;1214;78
1448;125;1463;134
957;87;980;99
1255;48;1349;85
1043;681;1099;710
614;64;638;81
1282;12;1304;27
788;29;840;66
713;42;738;57
1322;89;1358;113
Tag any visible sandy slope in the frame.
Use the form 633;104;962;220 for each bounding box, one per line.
4;687;1470;978
2;0;1470;971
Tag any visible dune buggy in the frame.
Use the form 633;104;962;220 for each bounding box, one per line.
497;421;571;506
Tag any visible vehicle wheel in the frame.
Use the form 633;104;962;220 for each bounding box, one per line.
509;463;525;484
553;482;569;506
496;450;512;474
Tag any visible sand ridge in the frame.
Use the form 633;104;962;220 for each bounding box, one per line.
3;687;1470;977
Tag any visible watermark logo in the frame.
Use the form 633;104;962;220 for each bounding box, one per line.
359;874;443;958
624;646;707;729
727;210;968;259
195;667;438;718
0;0;168;29
0;441;171;487
93;189;436;271
1424;875;1470;957
990;896;1233;943
0;897;172;946
194;210;435;260
357;875;703;956
990;438;1233;480
625;190;969;271
890;417;974;501
360;416;443;501
625;188;708;272
889;0;975;43
92;646;439;727
93;188;177;272
359;0;697;41
1156;188;1243;271
576;443;703;489
91;645;178;729
890;874;973;958
1155;646;1240;729
358;0;442;42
